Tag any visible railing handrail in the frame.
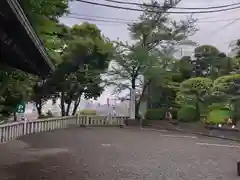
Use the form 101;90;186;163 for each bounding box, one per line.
0;121;23;128
0;115;129;127
0;115;128;143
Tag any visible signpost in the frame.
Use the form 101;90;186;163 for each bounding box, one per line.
16;103;26;121
16;103;27;133
16;104;26;113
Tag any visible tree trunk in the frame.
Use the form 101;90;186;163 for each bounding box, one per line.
72;97;81;116
66;102;72;116
60;92;65;116
36;101;42;117
135;80;151;119
13;112;17;121
130;79;136;119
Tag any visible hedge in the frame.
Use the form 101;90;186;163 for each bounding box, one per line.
177;105;197;122
145;108;166;120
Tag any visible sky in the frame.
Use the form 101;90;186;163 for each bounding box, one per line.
59;0;240;104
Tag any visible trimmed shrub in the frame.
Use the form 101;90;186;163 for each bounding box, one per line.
145;108;166;120
177;105;197;122
171;108;178;119
206;109;232;125
207;103;230;112
80;109;97;115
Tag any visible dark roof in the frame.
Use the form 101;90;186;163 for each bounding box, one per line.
0;0;55;77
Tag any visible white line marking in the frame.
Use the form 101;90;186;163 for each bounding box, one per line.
161;134;197;139
141;128;167;132
196;142;240;149
101;144;111;147
139;128;196;138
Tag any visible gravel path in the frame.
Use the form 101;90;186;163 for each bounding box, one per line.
0;127;239;180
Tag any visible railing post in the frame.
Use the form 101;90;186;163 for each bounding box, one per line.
0;128;3;143
76;114;79;125
86;116;89;126
23;117;27;135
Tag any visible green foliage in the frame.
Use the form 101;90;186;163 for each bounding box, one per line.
180;77;213;95
171;108;178;119
213;74;240;93
43;23;112;116
193;45;230;77
105;0;196;118
3;0;240;124
145;108;166;120
177;105;197;122
207;103;230;112
79;109;97;115
206;110;231;125
175;92;195;106
213;74;240;122
0;67;36;117
20;0;70;64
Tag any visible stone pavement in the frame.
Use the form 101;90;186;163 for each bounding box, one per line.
0;127;239;180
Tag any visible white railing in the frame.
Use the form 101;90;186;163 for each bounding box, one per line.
0;115;127;144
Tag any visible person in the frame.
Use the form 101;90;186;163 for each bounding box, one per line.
226;117;232;125
165;108;172;121
225;116;236;128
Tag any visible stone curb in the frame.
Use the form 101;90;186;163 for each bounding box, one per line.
122;125;240;143
163;127;240;143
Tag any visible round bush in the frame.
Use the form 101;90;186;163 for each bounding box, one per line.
145;108;166;120
207;103;230;112
80;109;97;115
177;105;197;122
206;109;231;125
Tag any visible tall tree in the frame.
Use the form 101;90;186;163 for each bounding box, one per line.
109;0;197;118
45;23;113;116
107;45;170;118
193;45;230;78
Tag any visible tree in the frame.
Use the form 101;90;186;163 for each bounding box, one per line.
0;0;73;119
31;80;51;116
20;0;70;63
0;66;35;120
106;0;196;118
107;45;169;118
231;57;240;73
229;39;240;58
192;45;230;78
179;77;213;120
44;23;113;116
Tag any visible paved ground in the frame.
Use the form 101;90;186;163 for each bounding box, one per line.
0;127;240;180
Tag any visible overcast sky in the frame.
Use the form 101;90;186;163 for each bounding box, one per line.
60;0;240;104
